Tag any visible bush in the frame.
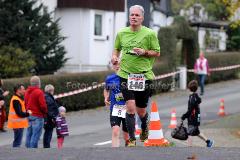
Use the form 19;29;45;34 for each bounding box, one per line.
0;45;35;78
158;16;199;70
206;52;240;83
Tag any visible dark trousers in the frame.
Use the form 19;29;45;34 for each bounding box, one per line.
43;127;54;148
198;74;206;94
13;128;24;147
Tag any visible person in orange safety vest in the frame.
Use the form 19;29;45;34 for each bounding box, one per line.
8;84;32;147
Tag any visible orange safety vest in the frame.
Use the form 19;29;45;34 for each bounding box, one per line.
7;95;28;129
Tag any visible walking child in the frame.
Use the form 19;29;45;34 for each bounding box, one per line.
104;63;129;147
56;106;69;149
181;80;214;147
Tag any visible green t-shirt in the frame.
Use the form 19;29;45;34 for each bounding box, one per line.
114;26;160;80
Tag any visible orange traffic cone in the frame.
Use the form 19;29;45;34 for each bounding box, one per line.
144;101;170;147
168;108;177;129
218;99;226;117
135;123;141;138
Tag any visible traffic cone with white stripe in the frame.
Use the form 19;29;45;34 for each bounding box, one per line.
218;99;226;117
168;108;177;129
144;101;170;147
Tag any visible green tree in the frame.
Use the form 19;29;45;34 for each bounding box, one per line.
227;26;240;51
0;0;67;75
0;45;35;78
222;0;240;28
172;0;229;21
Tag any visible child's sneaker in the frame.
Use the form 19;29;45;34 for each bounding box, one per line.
206;139;214;148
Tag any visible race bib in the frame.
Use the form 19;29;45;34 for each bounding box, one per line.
128;74;145;91
112;104;126;118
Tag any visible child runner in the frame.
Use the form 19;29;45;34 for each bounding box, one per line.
104;63;129;147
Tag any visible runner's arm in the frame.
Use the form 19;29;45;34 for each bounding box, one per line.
132;48;160;57
103;89;110;106
111;49;120;65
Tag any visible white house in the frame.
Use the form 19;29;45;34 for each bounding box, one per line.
180;3;228;52
39;0;174;73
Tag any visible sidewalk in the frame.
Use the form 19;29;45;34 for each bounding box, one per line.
167;113;240;147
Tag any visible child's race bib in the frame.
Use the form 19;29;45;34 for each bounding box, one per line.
112;104;126;118
128;74;145;91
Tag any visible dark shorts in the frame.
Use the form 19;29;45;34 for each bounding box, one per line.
110;112;128;132
120;77;153;108
187;125;200;136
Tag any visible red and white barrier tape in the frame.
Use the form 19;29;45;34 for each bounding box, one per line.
54;83;105;99
155;71;181;80
188;64;240;73
54;64;240;99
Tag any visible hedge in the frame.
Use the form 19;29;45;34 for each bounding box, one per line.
158;16;199;70
2;62;172;112
206;52;240;83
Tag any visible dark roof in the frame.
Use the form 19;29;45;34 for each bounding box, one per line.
190;21;229;29
57;0;125;12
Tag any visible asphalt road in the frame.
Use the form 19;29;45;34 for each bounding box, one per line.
0;147;240;160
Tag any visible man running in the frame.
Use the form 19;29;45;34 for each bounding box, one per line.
111;5;160;146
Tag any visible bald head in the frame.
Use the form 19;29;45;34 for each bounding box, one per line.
30;76;41;87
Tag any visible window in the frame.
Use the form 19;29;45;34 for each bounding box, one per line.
94;14;102;36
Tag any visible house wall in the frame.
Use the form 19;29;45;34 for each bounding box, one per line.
55;8;127;73
197;27;227;52
55;8;91;72
198;28;206;51
151;11;173;32
218;30;227;51
39;0;57;12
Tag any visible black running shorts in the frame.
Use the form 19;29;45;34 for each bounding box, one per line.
110;112;128;132
119;77;153;108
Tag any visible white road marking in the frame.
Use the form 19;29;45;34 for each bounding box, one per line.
94;140;112;146
94;135;140;146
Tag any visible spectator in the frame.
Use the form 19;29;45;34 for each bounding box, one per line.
181;80;214;147
194;51;210;95
0;79;9;132
7;84;32;147
25;76;47;148
43;84;59;148
56;106;69;149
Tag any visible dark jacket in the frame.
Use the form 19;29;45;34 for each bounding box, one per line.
25;86;47;118
181;92;201;126
0;88;4;100
44;92;59;128
13;94;29;118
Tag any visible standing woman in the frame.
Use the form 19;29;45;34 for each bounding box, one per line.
43;84;59;148
0;79;9;132
194;52;210;96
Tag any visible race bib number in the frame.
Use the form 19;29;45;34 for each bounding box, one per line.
112;105;126;118
128;74;145;91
